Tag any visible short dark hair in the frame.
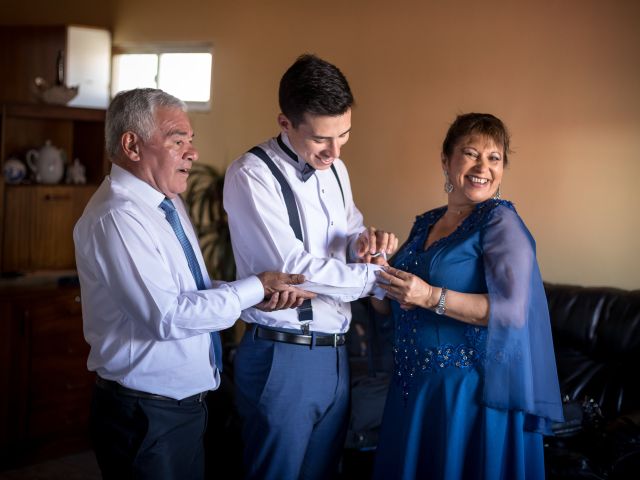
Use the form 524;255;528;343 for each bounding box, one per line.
442;113;512;166
279;54;354;127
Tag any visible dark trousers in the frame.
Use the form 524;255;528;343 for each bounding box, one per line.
90;383;208;480
234;329;350;480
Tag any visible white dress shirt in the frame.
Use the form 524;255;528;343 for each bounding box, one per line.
74;164;264;399
224;133;381;334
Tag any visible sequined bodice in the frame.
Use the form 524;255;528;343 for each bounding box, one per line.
391;199;511;398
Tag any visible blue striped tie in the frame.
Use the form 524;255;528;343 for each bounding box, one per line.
160;198;223;372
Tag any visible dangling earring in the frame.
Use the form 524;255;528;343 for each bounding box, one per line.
443;171;453;194
493;185;501;200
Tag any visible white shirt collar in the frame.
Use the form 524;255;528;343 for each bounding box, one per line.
109;163;166;209
278;132;307;173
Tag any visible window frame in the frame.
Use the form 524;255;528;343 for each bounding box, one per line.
111;43;213;111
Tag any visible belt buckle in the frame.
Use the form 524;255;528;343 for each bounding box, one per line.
300;322;311;335
333;334;337;348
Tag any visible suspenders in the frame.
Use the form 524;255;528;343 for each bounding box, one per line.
331;165;345;207
249;146;305;241
248;145;345;331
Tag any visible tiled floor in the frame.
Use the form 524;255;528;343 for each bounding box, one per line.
0;451;100;480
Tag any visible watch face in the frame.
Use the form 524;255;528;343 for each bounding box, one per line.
435;287;447;315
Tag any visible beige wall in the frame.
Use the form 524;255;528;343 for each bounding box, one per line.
3;0;639;289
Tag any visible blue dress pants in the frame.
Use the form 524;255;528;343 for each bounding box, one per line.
234;328;350;480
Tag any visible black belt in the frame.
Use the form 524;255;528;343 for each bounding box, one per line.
254;325;345;347
96;377;207;403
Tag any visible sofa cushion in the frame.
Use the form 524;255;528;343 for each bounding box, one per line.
544;283;640;419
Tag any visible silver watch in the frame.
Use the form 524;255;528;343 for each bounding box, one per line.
434;287;447;315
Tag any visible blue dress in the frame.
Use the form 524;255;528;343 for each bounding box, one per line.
373;200;563;480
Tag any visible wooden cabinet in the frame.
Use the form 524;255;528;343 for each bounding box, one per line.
0;282;93;468
0;25;109;470
2;185;95;271
0;104;107;273
0;25;111;108
0;26;109;273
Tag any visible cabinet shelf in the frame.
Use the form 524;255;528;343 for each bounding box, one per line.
1;103;107;274
3;104;105;122
1;103;107;185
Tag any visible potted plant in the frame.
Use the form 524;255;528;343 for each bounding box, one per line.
184;163;235;281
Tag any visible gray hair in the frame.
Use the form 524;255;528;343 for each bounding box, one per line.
105;88;187;160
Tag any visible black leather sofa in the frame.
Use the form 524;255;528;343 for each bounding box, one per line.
544;283;640;479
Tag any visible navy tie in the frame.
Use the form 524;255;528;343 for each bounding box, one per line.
160;198;223;372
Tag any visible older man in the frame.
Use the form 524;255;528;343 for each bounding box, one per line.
74;88;312;479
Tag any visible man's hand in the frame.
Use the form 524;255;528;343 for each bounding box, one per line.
257;272;305;296
355;227;399;264
255;272;316;312
254;286;316;311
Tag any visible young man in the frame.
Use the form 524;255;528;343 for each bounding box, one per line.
74;88;312;479
224;54;398;480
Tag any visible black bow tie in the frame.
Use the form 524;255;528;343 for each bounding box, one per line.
301;163;316;182
277;134;316;182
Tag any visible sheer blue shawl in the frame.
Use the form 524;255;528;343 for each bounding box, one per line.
481;202;564;433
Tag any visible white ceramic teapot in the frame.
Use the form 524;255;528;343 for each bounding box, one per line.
26;140;66;184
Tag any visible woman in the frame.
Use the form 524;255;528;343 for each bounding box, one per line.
371;113;563;479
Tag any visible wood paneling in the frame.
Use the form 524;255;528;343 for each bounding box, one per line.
2;185;96;272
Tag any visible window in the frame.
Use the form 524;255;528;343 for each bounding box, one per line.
112;44;213;110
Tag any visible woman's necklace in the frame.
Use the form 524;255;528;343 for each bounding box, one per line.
444;205;473;227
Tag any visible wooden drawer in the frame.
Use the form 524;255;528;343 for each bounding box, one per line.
30;355;93;400
30;321;86;359
27;291;83;324
0;285;94;455
26;290;93;401
27;290;84;353
2;185;95;271
31;333;88;360
27;395;91;439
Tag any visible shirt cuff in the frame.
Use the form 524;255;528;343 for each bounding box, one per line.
362;263;386;299
228;276;264;310
371;284;387;300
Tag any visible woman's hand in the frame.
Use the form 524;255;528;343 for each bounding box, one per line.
376;267;437;310
377;267;490;325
